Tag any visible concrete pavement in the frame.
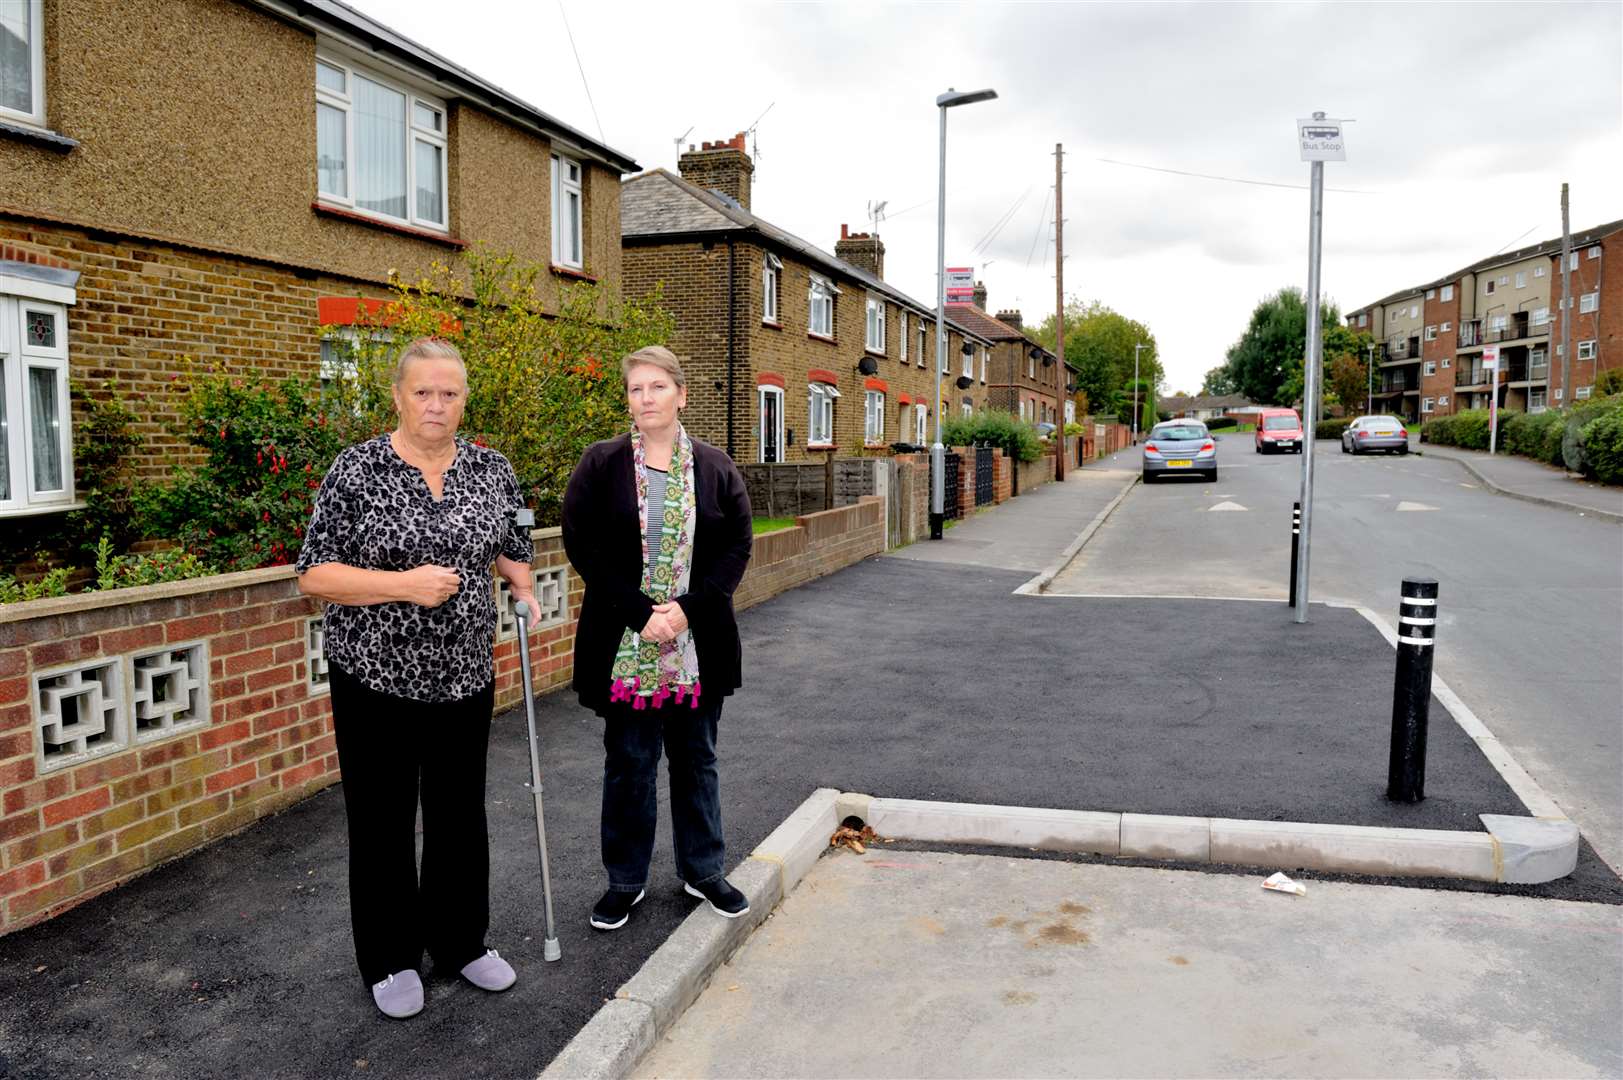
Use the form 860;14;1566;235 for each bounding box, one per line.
635;849;1623;1079
1418;443;1623;521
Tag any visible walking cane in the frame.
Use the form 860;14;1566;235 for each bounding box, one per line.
513;599;562;962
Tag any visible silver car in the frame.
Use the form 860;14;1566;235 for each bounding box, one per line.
1142;420;1217;482
1341;415;1410;455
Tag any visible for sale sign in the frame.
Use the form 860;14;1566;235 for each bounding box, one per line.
1483;345;1500;370
945;266;975;302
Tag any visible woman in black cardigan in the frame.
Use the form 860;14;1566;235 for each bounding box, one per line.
562;345;753;931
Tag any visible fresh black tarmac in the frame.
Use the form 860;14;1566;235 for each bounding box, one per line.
2;558;1615;1080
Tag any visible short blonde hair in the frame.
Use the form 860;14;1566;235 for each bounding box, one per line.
394;337;467;386
621;345;686;389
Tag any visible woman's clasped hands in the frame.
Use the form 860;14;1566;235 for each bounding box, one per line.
639;601;688;643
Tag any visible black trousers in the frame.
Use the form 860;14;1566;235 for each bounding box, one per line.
601;698;726;891
329;662;493;988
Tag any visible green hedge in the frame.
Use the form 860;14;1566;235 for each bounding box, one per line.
1314;417;1355;440
1422;409;1494;450
941;410;1044;463
1205;416;1237;430
1500;410;1565;465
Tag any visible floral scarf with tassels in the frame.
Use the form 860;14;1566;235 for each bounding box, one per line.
608;425;702;710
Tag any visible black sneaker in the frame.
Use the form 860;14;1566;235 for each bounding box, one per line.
683;878;750;919
589;887;645;931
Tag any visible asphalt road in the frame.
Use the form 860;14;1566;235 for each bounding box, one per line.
1052;437;1623;873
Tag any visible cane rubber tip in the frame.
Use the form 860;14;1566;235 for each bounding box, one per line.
543;938;561;962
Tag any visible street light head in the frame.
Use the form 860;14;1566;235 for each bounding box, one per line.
937;87;998;109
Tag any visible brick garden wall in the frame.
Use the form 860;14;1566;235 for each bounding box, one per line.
733;497;884;612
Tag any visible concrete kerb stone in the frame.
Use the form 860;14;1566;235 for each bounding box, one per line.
1014;472;1139;596
1423;449;1623;524
1482;814;1581;884
1208;817;1498;880
538;999;657;1080
1121;812;1211;862
540;788;835;1080
865;797;1121;854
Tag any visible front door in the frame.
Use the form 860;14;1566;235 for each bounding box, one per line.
760;387;782;463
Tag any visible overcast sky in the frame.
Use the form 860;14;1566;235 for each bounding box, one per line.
365;0;1622;395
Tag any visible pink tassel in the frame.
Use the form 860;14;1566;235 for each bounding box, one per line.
674;685;686;703
632;695;646;710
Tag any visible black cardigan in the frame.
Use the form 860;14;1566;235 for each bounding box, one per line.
562;433;753;716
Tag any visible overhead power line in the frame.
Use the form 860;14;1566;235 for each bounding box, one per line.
558;0;605;144
1096;157;1376;195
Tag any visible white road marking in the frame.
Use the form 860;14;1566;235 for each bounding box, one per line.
1460;482;1478;488
1395;500;1438;512
1208;501;1248;512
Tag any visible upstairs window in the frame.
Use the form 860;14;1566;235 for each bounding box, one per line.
809;275;836;338
980;347;988;383
899;312;909;362
917;321;927;367
551;154;583;268
1441;285;1454;301
1534;265;1546;278
1580;291;1599;314
0;0;44;128
315;55;448;231
1515;271;1526;289
961;343;973;379
762;253;781;324
865;294;885;353
1485;280;1496;295
1588;246;1602;260
1357;313;1367;327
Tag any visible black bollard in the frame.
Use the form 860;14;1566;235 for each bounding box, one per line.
1386;577;1439;803
1288;502;1301;607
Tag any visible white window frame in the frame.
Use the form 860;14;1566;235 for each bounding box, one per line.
1421;397;1434;414
0;0;45;128
865;294;885;354
1438;395;1450;407
961;343;974;379
915;404;928;444
1576;386;1593;400
757;384;784;463
1588;246;1602;260
1441;285;1454;301
1357;313;1367;327
899;312;908;362
1424;325;1437;341
807;381;837;445
1535;265;1546;278
1515;271;1527;290
809;275;836;339
1425;288;1435;300
1580;291;1599;314
1;295;75;515
962;399;973;418
1423;361;1436;376
314;53;449;233
1027;353;1035;379
1569;252;1580;271
917;322;927;367
1441;321;1452;332
1528;390;1544;411
762;253;781;324
551;153;584;269
1410;303;1420;318
864;390;885;444
1442;358;1451;369
1498;275;1509;287
1489;314;1508;331
939;337;949;375
1577;340;1597;361
980;347;988;384
1555;387;1564;401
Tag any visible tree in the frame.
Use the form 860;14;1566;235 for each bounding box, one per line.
1324;328;1375;416
1217;288;1341;407
1030;298;1161;418
1201;364;1237;395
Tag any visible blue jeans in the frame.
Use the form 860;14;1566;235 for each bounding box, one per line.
601;698;725;891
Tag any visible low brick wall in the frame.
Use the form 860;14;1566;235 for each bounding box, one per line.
734;496;885;612
0;530;578;935
1016;454;1054;495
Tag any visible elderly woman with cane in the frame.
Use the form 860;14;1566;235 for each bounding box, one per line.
297;337;536;1020
563;345;754;931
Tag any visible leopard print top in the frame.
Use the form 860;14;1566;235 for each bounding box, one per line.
296;434;533;702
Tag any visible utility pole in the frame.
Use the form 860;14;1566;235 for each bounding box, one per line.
1054;143;1066;481
1132;343;1145;444
1560;183;1572;407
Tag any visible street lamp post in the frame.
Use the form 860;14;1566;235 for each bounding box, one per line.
1366;341;1375;416
931;86;997;540
1132;342;1145;444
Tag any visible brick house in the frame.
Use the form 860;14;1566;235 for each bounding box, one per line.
0;0;636;537
1545;222;1619;407
620;135;996;463
1346;218;1621;418
942;293;1065;427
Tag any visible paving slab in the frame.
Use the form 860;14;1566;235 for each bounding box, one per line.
635;849;1623;1079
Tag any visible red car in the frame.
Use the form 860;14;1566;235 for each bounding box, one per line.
1254;408;1304;454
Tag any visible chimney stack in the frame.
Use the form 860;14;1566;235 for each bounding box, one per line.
996;309;1023;331
677;132;753;210
972;281;988;310
835;223;885;280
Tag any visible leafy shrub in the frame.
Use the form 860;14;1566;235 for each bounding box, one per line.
1595;369;1623;397
1581;408;1623;485
0;568;71;603
940;410;1043;463
1501;410;1565;465
1560;394;1622;474
1205;416;1237;430
1063;422;1085;437
1423;409;1492;450
93;536;215;590
1314;417;1354;440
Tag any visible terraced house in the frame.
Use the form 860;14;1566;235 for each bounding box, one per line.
1346;219;1620;419
944;285;1065;427
620;135;997;464
0;0;636;535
